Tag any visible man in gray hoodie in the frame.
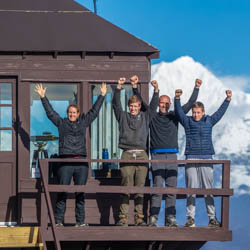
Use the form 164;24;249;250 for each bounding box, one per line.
112;75;159;226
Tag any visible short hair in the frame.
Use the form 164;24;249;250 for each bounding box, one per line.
67;104;80;113
192;101;205;112
128;95;142;106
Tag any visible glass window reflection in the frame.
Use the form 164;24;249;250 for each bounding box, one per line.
0;83;12;104
0;130;12;151
0;107;12;127
30;83;78;178
91;84;133;178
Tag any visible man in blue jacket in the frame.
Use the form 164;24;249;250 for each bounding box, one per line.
174;88;232;227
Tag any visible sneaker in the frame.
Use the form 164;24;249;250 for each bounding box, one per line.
148;215;158;227
184;217;195;227
55;222;63;227
75;222;89;227
208;218;220;228
116;214;128;226
165;216;178;227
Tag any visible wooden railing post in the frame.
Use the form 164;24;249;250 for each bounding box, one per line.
39;159;61;250
221;161;231;230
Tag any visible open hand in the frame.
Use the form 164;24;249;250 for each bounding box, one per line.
100;82;107;96
35;83;46;98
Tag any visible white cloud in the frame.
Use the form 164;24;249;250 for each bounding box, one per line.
150;56;250;195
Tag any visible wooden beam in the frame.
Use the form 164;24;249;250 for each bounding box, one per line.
43;226;232;242
0;227;43;248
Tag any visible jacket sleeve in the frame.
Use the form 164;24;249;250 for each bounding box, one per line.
132;87;149;112
112;88;123;122
174;98;189;127
181;87;199;114
41;96;62;127
84;95;105;126
210;99;230;126
148;91;159;121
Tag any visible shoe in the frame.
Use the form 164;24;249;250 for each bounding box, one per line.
116;214;128;226
208;218;220;228
148;215;158;227
75;222;89;227
165;216;178;227
184;217;195;227
55;222;63;227
134;214;147;226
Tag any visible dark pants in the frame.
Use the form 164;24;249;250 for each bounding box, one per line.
54;162;88;224
150;153;177;219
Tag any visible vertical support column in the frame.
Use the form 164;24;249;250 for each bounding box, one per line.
221;161;230;230
40;160;48;250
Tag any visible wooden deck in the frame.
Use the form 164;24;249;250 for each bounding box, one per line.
37;158;233;250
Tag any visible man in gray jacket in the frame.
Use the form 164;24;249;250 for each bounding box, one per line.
113;76;159;226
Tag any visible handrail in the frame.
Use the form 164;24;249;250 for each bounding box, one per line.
38;158;232;250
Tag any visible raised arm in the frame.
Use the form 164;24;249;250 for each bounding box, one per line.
35;83;62;127
112;77;126;121
181;79;201;114
174;89;188;126
131;75;159;113
84;82;106;126
210;90;232;125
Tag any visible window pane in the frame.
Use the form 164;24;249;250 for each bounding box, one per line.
0;130;12;151
0;83;12;104
30;83;78;178
0;107;12;127
91;84;133;178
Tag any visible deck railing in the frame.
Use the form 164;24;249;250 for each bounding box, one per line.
38;158;233;250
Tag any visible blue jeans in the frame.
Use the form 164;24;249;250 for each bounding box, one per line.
54;162;88;224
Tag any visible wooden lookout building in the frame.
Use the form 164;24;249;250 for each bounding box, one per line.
0;0;233;249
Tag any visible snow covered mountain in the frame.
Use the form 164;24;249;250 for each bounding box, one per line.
150;56;250;195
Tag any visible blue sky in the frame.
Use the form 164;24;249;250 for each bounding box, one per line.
76;0;250;77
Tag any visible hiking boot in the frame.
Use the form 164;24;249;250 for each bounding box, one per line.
165;216;178;227
208;217;220;228
75;222;89;227
55;222;63;227
148;215;158;227
184;217;195;227
116;214;128;226
134;214;147;226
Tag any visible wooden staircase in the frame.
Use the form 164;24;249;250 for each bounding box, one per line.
0;226;43;249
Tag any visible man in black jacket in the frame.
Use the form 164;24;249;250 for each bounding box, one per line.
133;79;202;227
35;83;106;227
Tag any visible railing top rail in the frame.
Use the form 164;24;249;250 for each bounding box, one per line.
39;159;230;165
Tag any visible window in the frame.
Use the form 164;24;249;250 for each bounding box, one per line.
91;83;133;177
30;83;78;178
0;83;12;151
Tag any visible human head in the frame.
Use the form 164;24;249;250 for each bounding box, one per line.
192;102;205;121
67;104;80;122
128;95;141;116
159;95;171;113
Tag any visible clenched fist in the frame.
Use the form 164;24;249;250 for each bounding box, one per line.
175;89;183;99
195;79;202;88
